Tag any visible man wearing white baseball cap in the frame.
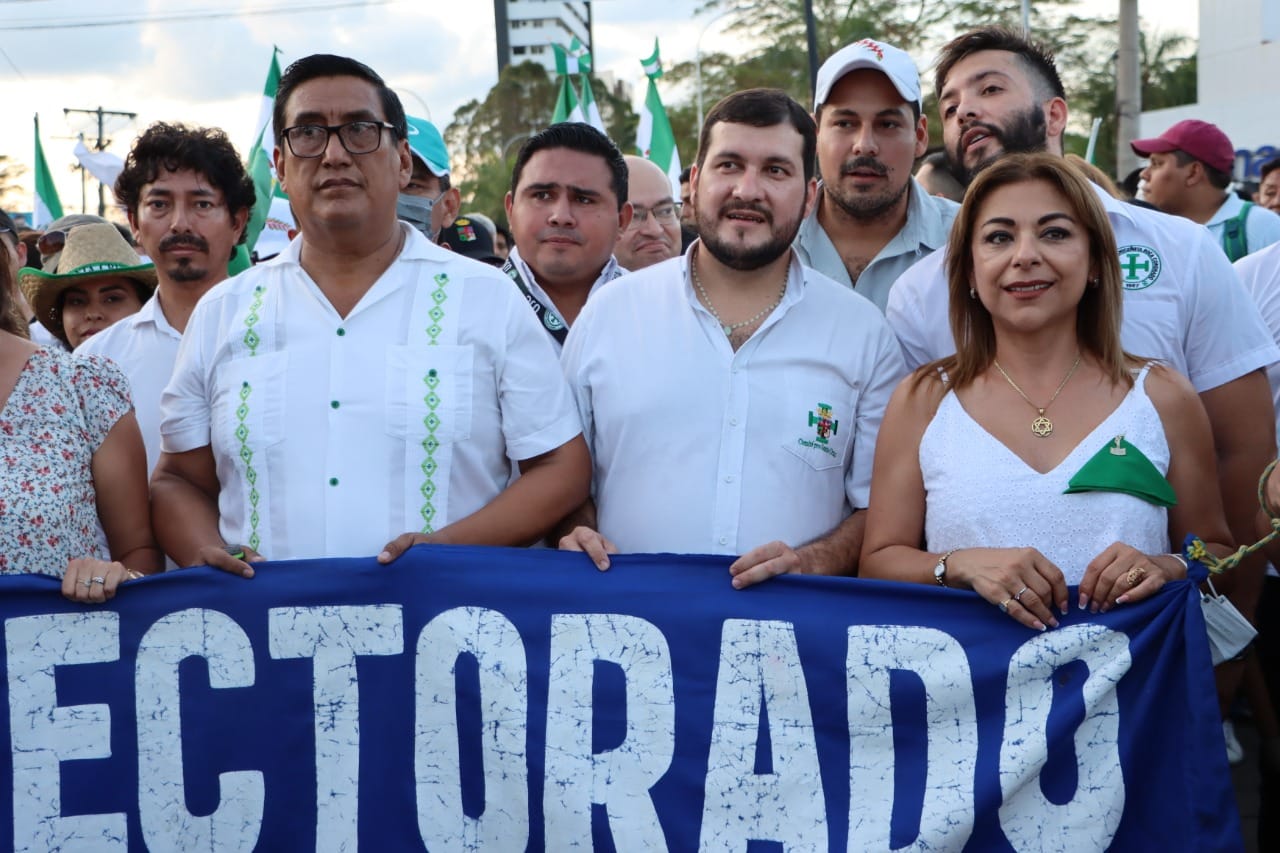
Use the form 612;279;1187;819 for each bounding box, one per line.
398;115;460;240
793;38;958;312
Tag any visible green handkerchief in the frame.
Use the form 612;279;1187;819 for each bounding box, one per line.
1064;435;1177;507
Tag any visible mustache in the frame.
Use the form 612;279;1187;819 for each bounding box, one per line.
718;201;773;223
840;156;888;177
159;234;209;253
962;121;1004;149
536;228;582;243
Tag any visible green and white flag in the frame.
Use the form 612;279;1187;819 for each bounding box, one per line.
553;37;592;75
32;115;63;228
635;40;681;193
579;74;606;134
552;76;585;124
244;48;282;254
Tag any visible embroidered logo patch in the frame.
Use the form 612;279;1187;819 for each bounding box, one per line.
807;403;838;444
543;311;565;332
1117;245;1161;290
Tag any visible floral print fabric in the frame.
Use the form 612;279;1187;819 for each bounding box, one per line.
0;349;131;576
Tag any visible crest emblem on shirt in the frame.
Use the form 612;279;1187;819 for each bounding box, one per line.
807;402;839;444
1117;245;1161;290
543;311;565;332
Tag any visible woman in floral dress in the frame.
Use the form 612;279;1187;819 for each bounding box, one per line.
0;228;159;600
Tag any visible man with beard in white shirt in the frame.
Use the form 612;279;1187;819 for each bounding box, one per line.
559;89;906;587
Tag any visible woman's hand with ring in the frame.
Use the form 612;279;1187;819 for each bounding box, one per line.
948;547;1069;631
61;557;132;604
1080;542;1172;612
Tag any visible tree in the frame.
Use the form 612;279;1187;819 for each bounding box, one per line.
445;61;637;224
661;0;1117;163
1073;28;1197;178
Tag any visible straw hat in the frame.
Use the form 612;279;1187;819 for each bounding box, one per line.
18;222;156;345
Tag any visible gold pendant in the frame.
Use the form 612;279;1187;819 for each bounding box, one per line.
1031;415;1053;437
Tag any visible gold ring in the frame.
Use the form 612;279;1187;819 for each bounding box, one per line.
998;598;1013;613
1126;567;1146;587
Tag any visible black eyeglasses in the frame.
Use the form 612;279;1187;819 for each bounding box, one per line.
281;121;397;158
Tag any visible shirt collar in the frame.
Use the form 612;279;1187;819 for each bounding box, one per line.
1206;193;1243;227
1090;180;1137;226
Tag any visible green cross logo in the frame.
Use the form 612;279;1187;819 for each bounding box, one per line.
1117;245;1161;290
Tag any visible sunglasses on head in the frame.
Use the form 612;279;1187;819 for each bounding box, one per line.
37;228;71;258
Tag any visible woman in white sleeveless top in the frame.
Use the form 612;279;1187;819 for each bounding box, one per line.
861;154;1231;632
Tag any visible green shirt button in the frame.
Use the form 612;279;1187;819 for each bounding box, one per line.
329;477;339;486
336;328;346;337
330;400;340;409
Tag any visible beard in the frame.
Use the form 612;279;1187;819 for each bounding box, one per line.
824;156;910;222
949;105;1048;186
159;233;213;283
696;200;804;271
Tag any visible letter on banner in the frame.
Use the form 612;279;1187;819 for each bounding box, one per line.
999;624;1129;851
700;619;825;851
544;614;674;849
137;609;264;851
845;626;978;850
416;606;530;850
6;612;125;852
268;605;404;851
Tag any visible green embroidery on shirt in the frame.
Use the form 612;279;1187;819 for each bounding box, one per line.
420;274;449;533
238;285;266;551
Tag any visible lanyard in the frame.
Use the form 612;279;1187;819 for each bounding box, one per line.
502;257;569;345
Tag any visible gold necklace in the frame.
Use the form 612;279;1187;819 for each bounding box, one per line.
691;255;787;337
993;355;1081;438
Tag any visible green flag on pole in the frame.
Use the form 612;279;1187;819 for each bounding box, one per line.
32;115;64;228
635;40;681;193
552;38;592;76
552;75;585;124
579;74;606;134
244;47;282;255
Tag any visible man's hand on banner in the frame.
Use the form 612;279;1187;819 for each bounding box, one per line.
729;540;805;589
192;543;264;578
558;526;618;570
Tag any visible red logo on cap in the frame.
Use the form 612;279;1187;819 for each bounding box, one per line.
856;39;885;61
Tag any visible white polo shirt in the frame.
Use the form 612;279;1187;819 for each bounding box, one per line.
161;226;582;561
561;250;907;555
1208;193;1280;258
885;184;1280;390
77;294;183;475
1234;241;1280;431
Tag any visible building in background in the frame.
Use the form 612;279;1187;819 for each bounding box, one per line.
494;1;592;75
1140;0;1280;182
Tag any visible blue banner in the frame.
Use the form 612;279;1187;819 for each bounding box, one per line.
0;546;1241;851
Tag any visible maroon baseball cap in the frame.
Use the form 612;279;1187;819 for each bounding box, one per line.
1131;119;1236;174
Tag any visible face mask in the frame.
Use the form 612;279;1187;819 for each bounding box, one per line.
397;193;438;240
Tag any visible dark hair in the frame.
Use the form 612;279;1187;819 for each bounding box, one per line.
273;54;407;148
509;123;628;209
935;152;1131;391
696;89;817;183
0;234;26;338
1169;149;1232;190
114;123;257;247
678;166;692;183
935;27;1065;105
1262;157;1280;181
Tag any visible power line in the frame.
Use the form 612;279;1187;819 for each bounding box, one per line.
0;0;392;32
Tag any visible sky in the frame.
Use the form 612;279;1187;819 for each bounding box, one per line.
0;0;1200;218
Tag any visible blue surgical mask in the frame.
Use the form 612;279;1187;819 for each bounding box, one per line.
397;192;439;240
